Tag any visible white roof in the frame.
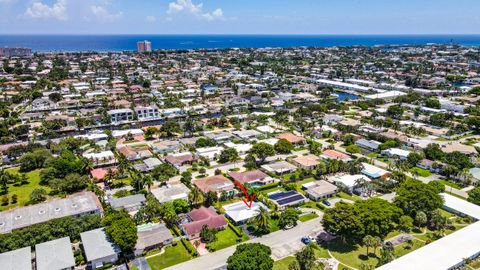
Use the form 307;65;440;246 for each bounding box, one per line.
258;138;279;146
383;148;411;157
365;91;406;100
332;174;370;188
224;201;269;223
111;129;144;138
224;142;252;153
35;237;75;270
80;228;120;262
361;163;389;178
378;195;480;270
442;193;480;219
0;247;32;270
256;125;278;133
83;150;114;160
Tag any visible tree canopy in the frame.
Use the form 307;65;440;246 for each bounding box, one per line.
394;179;444;217
227;243;273;270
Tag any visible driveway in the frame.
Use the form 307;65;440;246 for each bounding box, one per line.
164;215;324;270
131;257;151;270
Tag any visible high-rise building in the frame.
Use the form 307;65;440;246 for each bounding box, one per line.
137;40;152;53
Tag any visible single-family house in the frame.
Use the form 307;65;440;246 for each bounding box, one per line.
80;228;120;269
180;207;228;239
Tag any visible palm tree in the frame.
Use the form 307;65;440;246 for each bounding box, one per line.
253;207;271;234
189;188;204;206
363;235;375;256
143;174;154;191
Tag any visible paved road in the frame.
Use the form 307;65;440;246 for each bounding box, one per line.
164;215;324;270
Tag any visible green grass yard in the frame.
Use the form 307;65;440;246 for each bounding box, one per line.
1;168;51;211
207;224;249;251
299;212;319;222
146;242;193;270
408;167;432;177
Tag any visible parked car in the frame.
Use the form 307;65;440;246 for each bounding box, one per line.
301;236;315;245
322;200;331;206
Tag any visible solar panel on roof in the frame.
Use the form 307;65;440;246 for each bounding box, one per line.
268;190;296;200
277;194;305;206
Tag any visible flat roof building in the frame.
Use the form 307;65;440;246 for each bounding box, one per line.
0;246;32;270
80;228;120;269
35;237;75;270
0;191;102;234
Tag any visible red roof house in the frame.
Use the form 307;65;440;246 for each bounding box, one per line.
181;207;228;239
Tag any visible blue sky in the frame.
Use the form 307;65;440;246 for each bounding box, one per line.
0;0;479;34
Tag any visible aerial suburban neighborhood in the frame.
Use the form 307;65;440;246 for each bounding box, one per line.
2;42;480;270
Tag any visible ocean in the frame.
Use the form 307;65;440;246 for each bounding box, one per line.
1;35;480;52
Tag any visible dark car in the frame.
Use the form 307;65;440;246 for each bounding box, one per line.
322;200;331;206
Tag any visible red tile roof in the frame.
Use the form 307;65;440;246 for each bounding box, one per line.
277;133;305;143
322;149;350;160
183;207;227;236
193;175;234;194
228;170;268;184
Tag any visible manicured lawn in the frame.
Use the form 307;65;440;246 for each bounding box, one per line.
273;244;330;270
326;240;379;269
337;192;362;202
146;242;192;270
207;224;249;251
393;239;424;257
408;167;432;177
1;168;51;211
273;256;296;270
301;200;325;211
299;212;319;222
325;237;424;269
436;179;463;189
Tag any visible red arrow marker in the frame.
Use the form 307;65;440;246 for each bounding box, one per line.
233;181;256;209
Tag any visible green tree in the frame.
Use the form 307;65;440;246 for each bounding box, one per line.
200;224;217;243
398;215;414;233
322;202;363;243
356;198;403;239
468;187;480;205
278;208;300;229
345;145;361;154
428;180;445;193
189;188;204;206
29;188;47;204
295;244;316;270
415;211;428;227
227;243;273;270
394;179;444;217
102;210;138;253
274;139;294;154
252;206;271;234
425;97;441;109
249;142;275;164
218;148;239;163
362;235;376;256
244;154;257;170
386;105;404;119
379;245;395;265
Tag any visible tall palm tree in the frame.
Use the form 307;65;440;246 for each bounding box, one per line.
143;174;154;191
188;188;204;206
253;207;271;234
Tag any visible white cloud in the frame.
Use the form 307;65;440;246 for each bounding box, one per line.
167;0;224;21
90;5;123;22
146;15;156;23
202;8;223;22
25;0;67;21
